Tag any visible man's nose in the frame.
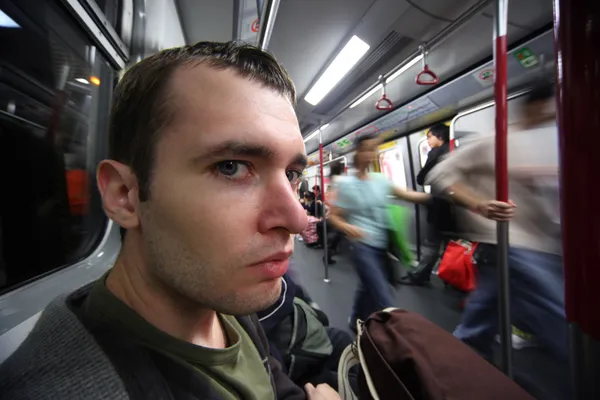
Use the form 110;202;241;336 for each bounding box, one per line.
257;176;308;234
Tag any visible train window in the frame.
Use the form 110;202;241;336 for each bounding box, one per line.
379;146;407;189
418;137;432;168
416;137;432;193
0;0;114;292
94;0;122;32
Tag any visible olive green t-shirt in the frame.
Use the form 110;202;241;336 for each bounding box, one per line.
84;274;274;400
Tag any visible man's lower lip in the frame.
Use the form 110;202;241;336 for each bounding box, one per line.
251;259;289;278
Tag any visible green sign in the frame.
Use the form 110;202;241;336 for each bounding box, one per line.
514;47;538;68
336;138;352;149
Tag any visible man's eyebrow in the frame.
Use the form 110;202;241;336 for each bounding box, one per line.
197;140;308;168
199;140;276;161
292;153;308;169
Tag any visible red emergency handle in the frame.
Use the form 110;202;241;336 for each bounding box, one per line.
416;65;439;85
375;94;393;110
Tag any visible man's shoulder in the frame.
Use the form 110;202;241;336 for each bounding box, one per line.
0;288;128;399
367;172;391;187
336;175;354;185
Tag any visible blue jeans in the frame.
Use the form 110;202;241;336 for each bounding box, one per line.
350;242;395;324
454;245;568;361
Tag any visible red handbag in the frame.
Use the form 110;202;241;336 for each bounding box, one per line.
437;240;479;292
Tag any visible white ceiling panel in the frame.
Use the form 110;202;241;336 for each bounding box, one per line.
268;0;377;98
176;0;234;43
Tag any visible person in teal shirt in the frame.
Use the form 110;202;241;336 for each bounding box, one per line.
329;135;430;330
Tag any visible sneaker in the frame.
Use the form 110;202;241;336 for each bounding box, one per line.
495;327;536;350
511;326;536;349
511;334;536;350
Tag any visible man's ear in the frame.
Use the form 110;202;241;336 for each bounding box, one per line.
97;160;141;229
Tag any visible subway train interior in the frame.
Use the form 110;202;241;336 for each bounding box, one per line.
0;0;598;399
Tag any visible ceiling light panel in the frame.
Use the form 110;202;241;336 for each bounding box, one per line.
304;35;371;106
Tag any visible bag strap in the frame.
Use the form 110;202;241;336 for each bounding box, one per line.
338;311;416;400
337;319;383;400
337;344;360;400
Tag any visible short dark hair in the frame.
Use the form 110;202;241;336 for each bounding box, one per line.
330;161;344;177
313;185;320;192
355;134;376;150
428;123;450;143
109;41;296;201
525;81;555;105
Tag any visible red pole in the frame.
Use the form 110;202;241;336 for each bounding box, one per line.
494;0;512;378
319;131;330;282
319;143;326;203
554;0;600;396
495;18;508;203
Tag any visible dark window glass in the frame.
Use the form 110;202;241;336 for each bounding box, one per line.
94;0;122;33
0;0;113;292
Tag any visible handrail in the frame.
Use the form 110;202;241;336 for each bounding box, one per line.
415;45;439;85
306;0;494;134
375;75;393;110
493;0;512;378
256;0;280;51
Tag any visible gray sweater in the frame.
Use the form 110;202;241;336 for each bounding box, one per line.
0;284;306;399
426;125;562;255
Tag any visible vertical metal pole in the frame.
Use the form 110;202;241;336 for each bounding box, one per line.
256;0;280;51
494;0;512;378
554;0;600;397
319;131;330;283
232;0;241;41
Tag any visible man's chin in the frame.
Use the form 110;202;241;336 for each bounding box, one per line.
256;278;283;307
219;278;282;316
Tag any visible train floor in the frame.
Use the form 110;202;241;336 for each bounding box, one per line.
291;239;572;400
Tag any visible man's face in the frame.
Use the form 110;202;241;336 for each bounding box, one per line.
139;65;308;315
427;132;443;148
356;139;378;168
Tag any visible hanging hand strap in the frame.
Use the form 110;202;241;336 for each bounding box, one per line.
416;45;439;85
375;75;393;110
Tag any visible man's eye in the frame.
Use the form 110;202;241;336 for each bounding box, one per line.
217;161;250;178
286;170;302;183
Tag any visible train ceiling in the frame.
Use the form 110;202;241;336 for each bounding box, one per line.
174;0;553;153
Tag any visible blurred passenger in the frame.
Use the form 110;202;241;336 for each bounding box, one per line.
299;176;309;200
317;162;346;264
426;81;566;362
329;135;431;331
1;42;339;399
401;123;455;285
258;272;356;391
302;191;322;218
312;185;322;204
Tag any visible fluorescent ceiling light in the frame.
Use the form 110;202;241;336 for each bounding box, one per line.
0;9;19;28
76;78;89;84
350;84;383;109
304;35;370;106
320;123;330;131
386;54;424;84
303;129;320;143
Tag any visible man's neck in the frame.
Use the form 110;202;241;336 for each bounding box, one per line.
106;239;226;349
356;168;369;180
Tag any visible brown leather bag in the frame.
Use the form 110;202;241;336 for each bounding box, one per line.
338;308;533;400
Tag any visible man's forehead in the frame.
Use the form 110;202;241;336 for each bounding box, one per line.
169;63;294;111
163;64;304;160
